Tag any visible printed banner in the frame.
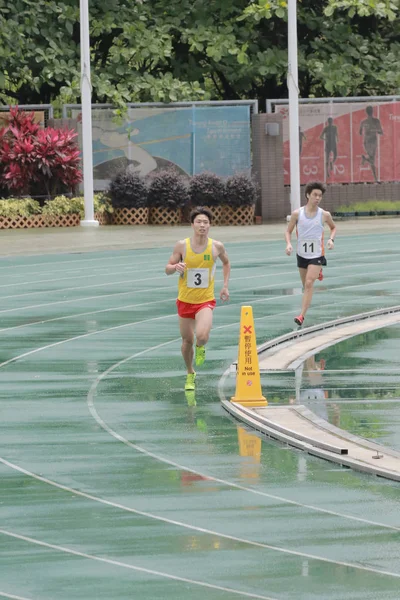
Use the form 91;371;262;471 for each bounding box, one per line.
72;105;251;187
276;101;400;184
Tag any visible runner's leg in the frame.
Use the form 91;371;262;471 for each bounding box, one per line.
179;317;195;374
300;264;321;317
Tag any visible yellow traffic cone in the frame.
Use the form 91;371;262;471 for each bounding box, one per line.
231;306;267;407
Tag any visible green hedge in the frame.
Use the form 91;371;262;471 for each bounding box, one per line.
0;194;113;218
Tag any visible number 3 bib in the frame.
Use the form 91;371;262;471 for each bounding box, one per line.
187;268;209;288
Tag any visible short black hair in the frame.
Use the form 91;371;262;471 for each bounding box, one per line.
190;206;213;224
304;181;326;198
366;105;373;116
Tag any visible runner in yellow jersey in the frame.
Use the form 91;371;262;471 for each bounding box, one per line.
165;207;231;391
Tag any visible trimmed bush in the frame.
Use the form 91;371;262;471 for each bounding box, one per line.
224;173;258;207
109;170;148;209
147;169;189;209
42;194;113;218
189;171;225;207
0;198;41;217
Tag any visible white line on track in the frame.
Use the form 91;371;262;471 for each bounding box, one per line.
0;249;396;292
0;593;35;600
0;259;399;318
0;529;280;600
0;233;392;274
1;317;400;579
86;337;400;534
0;238;395;288
1;295;400;538
0;265;398;333
0;275;399;369
0;467;399;580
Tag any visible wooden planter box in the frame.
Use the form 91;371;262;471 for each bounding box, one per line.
0;215;47;229
112;207;149;225
95;211;112;225
0;214;81;229
0;212;111;229
150;207;182;225
224;204;255;226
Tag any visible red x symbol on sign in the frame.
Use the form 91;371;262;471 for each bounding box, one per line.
243;325;252;334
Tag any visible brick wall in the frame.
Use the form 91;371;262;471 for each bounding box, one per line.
252;113;288;221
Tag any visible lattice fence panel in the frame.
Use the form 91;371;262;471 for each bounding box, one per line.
150;207;182;225
112;208;149;225
0;216;49;229
224;205;255;226
46;214;81;227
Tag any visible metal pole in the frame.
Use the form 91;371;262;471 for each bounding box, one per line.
287;0;301;213
79;0;98;226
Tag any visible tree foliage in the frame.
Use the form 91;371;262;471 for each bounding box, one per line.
0;0;399;109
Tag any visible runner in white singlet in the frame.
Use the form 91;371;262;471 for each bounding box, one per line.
285;181;336;327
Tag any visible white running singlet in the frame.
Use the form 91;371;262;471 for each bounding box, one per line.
296;207;324;259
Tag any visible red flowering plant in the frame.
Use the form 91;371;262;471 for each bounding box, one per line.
0;107;82;198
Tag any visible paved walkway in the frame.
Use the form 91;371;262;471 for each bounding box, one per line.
0;217;399;256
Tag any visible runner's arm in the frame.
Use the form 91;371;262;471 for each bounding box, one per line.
324;212;336;249
285;211;298;255
165;241;185;275
215;241;230;301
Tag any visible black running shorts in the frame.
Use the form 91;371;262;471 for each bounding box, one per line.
296;254;327;269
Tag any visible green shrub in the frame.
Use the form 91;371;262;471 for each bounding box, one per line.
147;169;189;209
0;198;41;217
93;193;113;214
42;194;113;218
224;173;258;207
109;170;148;209
189;172;225;207
334;200;400;214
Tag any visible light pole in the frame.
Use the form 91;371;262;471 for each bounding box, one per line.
287;0;301;213
79;0;98;226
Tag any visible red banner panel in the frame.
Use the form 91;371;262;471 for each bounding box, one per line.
277;101;400;184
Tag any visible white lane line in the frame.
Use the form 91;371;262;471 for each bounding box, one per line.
0;239;398;294
4;453;395;577
1;277;399;534
86;328;400;533
0;258;399;317
1;311;400;575
2;248;395;292
0;529;280;600
1;515;399;582
0;286;170;316
1;263;395;331
0;593;35;600
0;234;392;273
1;296;399;535
0;297;176;335
0;277;399;368
0;241;395;286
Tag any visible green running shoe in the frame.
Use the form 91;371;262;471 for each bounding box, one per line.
185;372;196;390
195;345;206;366
185;390;196;407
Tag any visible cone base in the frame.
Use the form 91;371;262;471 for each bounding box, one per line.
231;396;268;408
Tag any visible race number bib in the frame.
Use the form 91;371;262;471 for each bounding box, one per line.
187;268;209;288
299;239;321;257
